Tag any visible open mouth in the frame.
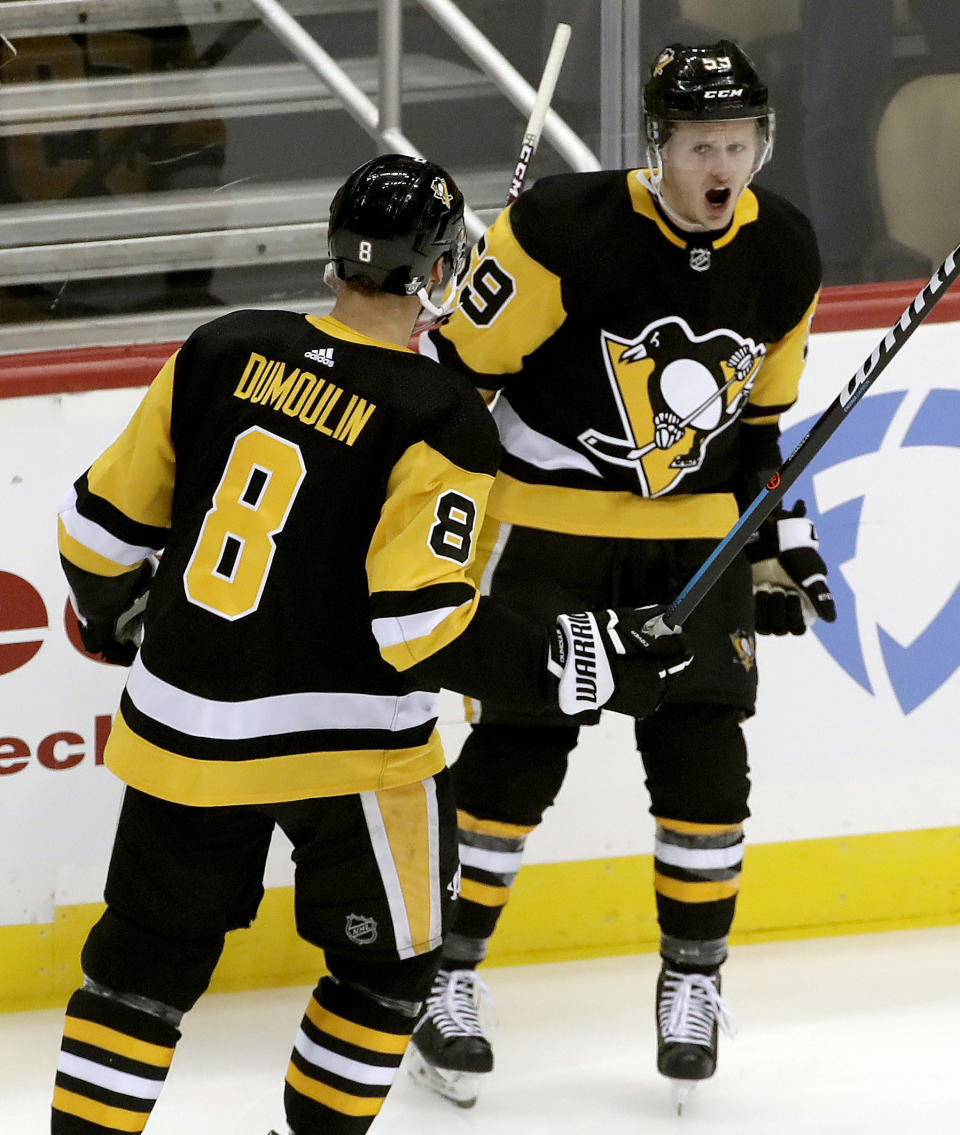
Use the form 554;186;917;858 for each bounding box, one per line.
705;186;731;208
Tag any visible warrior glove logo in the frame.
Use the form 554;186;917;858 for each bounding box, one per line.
551;612;615;715
580;315;764;497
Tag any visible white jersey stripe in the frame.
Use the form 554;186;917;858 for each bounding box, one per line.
371;603;469;649
360;791;415;959
492;397;602;476
424;776;442;948
479;520;511;598
417;332;439;363
293;1028;396;1085
58;486;157;566
125;654;437;740
654;840;744;870
57;1051;164;1100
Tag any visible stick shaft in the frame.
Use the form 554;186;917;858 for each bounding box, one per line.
662;241;960;629
506;23;571;204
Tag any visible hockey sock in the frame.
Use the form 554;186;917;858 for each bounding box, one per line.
51;986;180;1134
653;818;744;948
442;809;533;967
284;976;413;1135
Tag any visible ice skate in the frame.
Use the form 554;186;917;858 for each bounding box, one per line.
655;965;735;1115
408;968;493;1107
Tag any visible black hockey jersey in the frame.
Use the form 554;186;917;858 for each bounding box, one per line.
426;170;821;540
59;310;546;806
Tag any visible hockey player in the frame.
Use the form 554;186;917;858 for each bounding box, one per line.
50;153;690;1135
410;42;836;1108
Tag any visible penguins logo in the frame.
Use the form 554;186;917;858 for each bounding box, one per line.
580;316;765;496
730;629;757;672
431;176;453;208
652;47;675;77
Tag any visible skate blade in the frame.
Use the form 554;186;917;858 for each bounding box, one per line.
407;1046;483;1108
671;1079;697;1116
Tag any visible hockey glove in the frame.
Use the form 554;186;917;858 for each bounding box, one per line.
548;607;693;719
76;561;154;666
747;500;837;635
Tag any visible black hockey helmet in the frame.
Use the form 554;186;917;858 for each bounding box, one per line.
643;41;774;181
644;41;769;126
327;154;466;298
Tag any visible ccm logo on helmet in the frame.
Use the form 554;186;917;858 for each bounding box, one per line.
705;88;745;99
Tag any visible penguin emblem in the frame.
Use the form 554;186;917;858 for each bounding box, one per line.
580;316;765;496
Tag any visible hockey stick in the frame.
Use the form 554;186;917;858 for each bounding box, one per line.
418;22;571;331
506;22;572;205
651;241;960;633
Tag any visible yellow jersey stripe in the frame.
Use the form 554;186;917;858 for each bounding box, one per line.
58;521;141;578
486;475;739;539
712;190;759;247
303;1000;409;1056
750;293;819;412
62;1017;175;1067
86;355;176;529
626;171;759;248
627;172;686;248
376;599;478;673
306;314;413;354
367;439;492;667
374;780;437;956
286;1061;385;1117
105;708;445;806
52;1087;149;1132
441;206;566;376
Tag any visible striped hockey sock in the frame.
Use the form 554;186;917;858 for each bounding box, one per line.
284;977;412;1134
441;809;532;966
653;818;745;949
51;987;179;1133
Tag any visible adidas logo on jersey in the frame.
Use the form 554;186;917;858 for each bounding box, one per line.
304;347;335;367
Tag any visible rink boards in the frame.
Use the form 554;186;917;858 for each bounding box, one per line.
2;297;959;1011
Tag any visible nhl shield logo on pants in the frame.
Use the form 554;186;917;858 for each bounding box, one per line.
345;913;378;945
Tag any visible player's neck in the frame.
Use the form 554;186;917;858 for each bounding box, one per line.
330;289;420;348
656;188;710;233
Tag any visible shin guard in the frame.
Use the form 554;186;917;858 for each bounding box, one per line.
51;986;180;1134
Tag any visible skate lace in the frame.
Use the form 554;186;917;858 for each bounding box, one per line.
659;970;736;1046
426;969;491;1039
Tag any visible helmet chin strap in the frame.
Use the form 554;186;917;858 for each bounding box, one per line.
323;260;460;319
639;167;712;233
417;262;464;319
416;286;446;318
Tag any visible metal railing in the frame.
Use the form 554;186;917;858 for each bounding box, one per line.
0;0;600;351
250;0;599;238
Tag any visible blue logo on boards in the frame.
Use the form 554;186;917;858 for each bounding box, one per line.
781;389;960;714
